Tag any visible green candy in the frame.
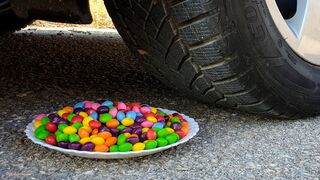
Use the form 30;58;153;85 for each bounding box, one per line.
171;117;181;123
99;113;112;123
67;113;76;122
41;117;50;125
35;129;50;140
54;130;63;137
69;134;80;143
109;145;119;152
117;134;127;145
56;133;69;142
35;125;46;134
72;122;83;130
118;143;133;152
108;106;114;109
157;129;168;138
156;138;168;147
58;123;68;131
158;111;167;116
152;127;161;132
145;140;158;150
117;125;126;131
166;133;180;144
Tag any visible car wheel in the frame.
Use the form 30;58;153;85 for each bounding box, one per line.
105;0;320;118
0;0;30;32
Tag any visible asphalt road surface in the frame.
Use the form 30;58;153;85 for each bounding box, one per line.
1;27;320;179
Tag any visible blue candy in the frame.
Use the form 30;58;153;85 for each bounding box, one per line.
89;112;98;120
152;122;165;129
117;111;125;121
101;101;113;107
74;102;84;109
136;112;143;117
126;111;137;120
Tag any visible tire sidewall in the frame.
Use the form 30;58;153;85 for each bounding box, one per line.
228;0;320;110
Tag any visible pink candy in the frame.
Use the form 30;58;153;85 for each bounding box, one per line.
141;120;153;128
117;102;127;110
140;107;151;114
91;103;100;110
109;107;118;118
35;114;47;121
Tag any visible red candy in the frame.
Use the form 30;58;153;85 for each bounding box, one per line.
46;122;57;133
175;130;186;139
61;113;70;120
89;120;102;129
71;115;83;124
45;135;57;145
146;129;157;140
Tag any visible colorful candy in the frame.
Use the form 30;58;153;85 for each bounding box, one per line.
33;100;190;153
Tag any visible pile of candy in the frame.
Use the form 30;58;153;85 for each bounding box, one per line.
33;100;189;152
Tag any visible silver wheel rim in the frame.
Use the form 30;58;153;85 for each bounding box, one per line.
0;0;10;14
266;0;320;66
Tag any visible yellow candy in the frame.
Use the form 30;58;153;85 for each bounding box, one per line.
142;128;149;133
57;109;67;117
80;126;92;133
82;116;93;127
124;133;131;138
79;137;91;144
151;107;157;114
90;135;97;139
63;126;77;134
165;127;174;134
34;120;42;128
147;116;157;123
121;118;134;126
91;137;105;145
79;112;88;118
132;142;145;151
166;121;172;126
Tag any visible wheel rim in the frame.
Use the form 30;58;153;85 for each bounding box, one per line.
266;0;320;66
0;0;10;14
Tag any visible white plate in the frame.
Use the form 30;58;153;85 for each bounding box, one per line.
25;108;199;159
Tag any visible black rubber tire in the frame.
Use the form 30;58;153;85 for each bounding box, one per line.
104;0;320;118
0;10;30;32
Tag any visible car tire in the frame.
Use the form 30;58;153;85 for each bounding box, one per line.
105;0;320;118
0;1;30;32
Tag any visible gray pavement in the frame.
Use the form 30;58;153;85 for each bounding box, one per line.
1;28;320;179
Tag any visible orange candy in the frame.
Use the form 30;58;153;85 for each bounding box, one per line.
78;128;89;138
130;134;139;138
181;126;189;134
94;145;109;152
106;119;120;129
97;132;112;140
91;128;99;135
63;106;74;113
104;137;117;146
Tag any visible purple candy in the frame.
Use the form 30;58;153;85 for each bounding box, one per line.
81;142;95;151
135;116;146;123
120;127;132;134
126;137;139;144
171;122;181;131
132;128;142;135
139;132;147;142
98;126;110;133
48;113;57;120
131;123;141;129
58;142;69;149
68;142;82;150
58;118;68;124
97;106;109;114
73;108;84;115
97;99;108;104
110;128;119;137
